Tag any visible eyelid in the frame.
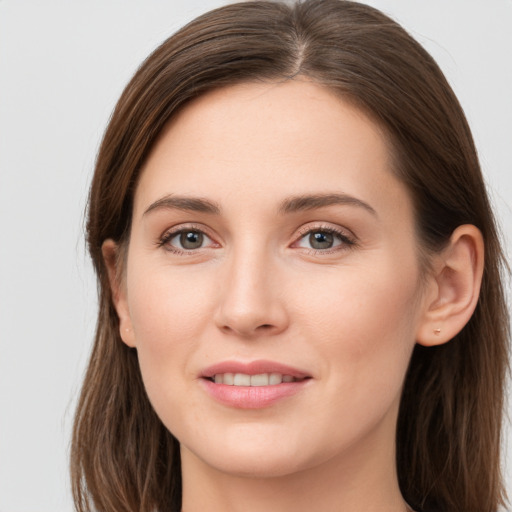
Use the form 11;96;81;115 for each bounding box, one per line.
295;223;353;239
156;223;220;253
291;222;357;253
155;221;357;255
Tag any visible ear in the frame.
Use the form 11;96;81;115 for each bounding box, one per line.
102;239;136;348
416;225;484;347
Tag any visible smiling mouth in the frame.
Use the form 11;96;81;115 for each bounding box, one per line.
200;363;312;408
205;373;310;386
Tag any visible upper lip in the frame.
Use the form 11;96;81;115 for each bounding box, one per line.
200;360;311;379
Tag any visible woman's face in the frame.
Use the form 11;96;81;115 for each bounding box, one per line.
116;81;431;477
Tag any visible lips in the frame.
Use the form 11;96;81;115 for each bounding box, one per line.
200;360;311;380
199;360;312;409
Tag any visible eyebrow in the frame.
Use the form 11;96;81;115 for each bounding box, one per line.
143;192;377;217
143;195;221;216
278;193;377;216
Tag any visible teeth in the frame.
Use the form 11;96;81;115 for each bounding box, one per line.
223;373;234;385
269;373;282;385
211;372;300;386
233;373;251;386
250;374;269;386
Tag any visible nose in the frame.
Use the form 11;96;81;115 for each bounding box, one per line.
214;245;289;339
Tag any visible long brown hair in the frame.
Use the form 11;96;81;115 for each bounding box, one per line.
71;1;510;511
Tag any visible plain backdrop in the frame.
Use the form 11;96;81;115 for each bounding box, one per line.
0;1;511;510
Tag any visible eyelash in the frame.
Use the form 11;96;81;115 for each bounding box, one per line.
156;223;357;256
294;224;356;255
156;223;216;255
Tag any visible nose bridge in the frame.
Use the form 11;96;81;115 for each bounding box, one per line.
215;238;287;337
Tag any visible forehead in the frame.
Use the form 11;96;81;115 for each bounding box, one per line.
134;80;412;222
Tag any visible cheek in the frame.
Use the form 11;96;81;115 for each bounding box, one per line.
294;255;420;343
125;263;216;407
287;263;420;454
295;256;421;398
127;263;212;348
124;271;217;445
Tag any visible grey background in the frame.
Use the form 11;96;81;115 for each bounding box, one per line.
0;1;510;510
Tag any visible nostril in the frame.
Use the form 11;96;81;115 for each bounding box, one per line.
220;323;275;336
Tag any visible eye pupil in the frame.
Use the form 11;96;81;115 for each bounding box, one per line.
180;231;203;249
309;231;333;249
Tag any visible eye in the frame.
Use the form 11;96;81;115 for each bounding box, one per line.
294;227;355;252
302;231;339;250
159;227;216;253
175;230;206;250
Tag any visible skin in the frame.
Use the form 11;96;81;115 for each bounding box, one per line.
104;80;484;512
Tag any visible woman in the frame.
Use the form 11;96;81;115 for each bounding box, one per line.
71;1;510;511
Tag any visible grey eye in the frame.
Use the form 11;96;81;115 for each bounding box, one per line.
295;229;347;251
179;231;204;249
161;227;216;253
309;231;334;249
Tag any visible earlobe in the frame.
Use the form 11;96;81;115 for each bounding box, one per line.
416;225;484;347
102;239;136;348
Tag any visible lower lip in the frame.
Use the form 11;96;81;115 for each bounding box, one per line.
200;379;310;409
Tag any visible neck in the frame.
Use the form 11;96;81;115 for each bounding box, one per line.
180;412;409;512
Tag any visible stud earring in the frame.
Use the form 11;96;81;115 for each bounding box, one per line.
433;328;441;335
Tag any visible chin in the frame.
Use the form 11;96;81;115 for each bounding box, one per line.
181;428;313;478
203;450;307;479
